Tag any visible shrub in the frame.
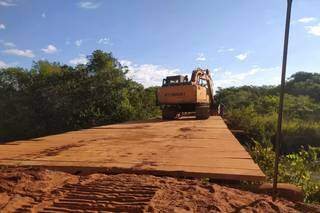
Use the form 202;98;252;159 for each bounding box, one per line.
250;142;320;203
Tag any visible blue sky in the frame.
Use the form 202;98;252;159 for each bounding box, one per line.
0;0;320;88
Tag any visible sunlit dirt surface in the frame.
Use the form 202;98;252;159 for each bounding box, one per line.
1;167;319;213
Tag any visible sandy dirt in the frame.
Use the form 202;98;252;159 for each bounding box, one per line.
0;167;319;212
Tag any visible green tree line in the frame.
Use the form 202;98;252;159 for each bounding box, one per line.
215;72;320;202
216;72;320;152
0;50;160;142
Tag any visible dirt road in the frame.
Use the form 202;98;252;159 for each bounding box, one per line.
0;167;319;212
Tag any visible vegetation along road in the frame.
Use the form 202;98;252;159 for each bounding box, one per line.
0;50;319;204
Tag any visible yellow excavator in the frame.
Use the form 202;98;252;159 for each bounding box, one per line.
157;68;215;120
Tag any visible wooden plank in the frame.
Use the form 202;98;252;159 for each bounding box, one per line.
0;116;265;181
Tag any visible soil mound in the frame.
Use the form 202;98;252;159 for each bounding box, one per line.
0;167;319;212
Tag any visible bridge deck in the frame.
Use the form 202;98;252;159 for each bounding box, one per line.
0;116;265;181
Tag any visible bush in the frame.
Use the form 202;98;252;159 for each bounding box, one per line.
216;74;320;202
250;142;320;203
282;121;320;153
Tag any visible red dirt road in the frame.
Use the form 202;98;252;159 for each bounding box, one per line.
0;167;319;212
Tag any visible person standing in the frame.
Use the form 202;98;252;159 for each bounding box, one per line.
218;103;225;116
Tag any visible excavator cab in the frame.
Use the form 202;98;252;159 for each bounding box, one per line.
162;75;189;86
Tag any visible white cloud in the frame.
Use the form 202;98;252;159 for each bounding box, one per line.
0;60;19;68
213;67;222;72
305;23;320;36
215;66;279;88
97;37;112;45
120;60;183;87
0;0;15;6
78;1;100;9
0;40;15;47
4;42;15;47
196;53;206;61
298;17;317;23
230;68;259;81
69;54;88;65
41;44;58;54
0;60;8;68
224;71;232;76
217;47;235;53
75;39;83;47
235;53;248;61
41;12;46;18
0;24;5;30
3;49;35;58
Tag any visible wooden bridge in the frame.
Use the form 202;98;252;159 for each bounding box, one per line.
0;116;265;181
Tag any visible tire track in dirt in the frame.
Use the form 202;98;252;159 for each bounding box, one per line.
2;168;319;213
13;175;159;212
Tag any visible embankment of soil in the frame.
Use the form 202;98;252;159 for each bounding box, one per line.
0;167;319;212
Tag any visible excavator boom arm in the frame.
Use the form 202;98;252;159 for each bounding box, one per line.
190;68;215;109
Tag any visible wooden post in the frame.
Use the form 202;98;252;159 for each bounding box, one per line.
273;0;293;200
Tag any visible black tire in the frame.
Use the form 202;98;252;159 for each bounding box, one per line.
195;105;210;119
162;108;178;120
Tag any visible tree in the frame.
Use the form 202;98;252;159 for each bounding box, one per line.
0;50;160;142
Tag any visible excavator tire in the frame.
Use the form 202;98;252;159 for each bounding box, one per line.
162;108;178;120
195;104;210;120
